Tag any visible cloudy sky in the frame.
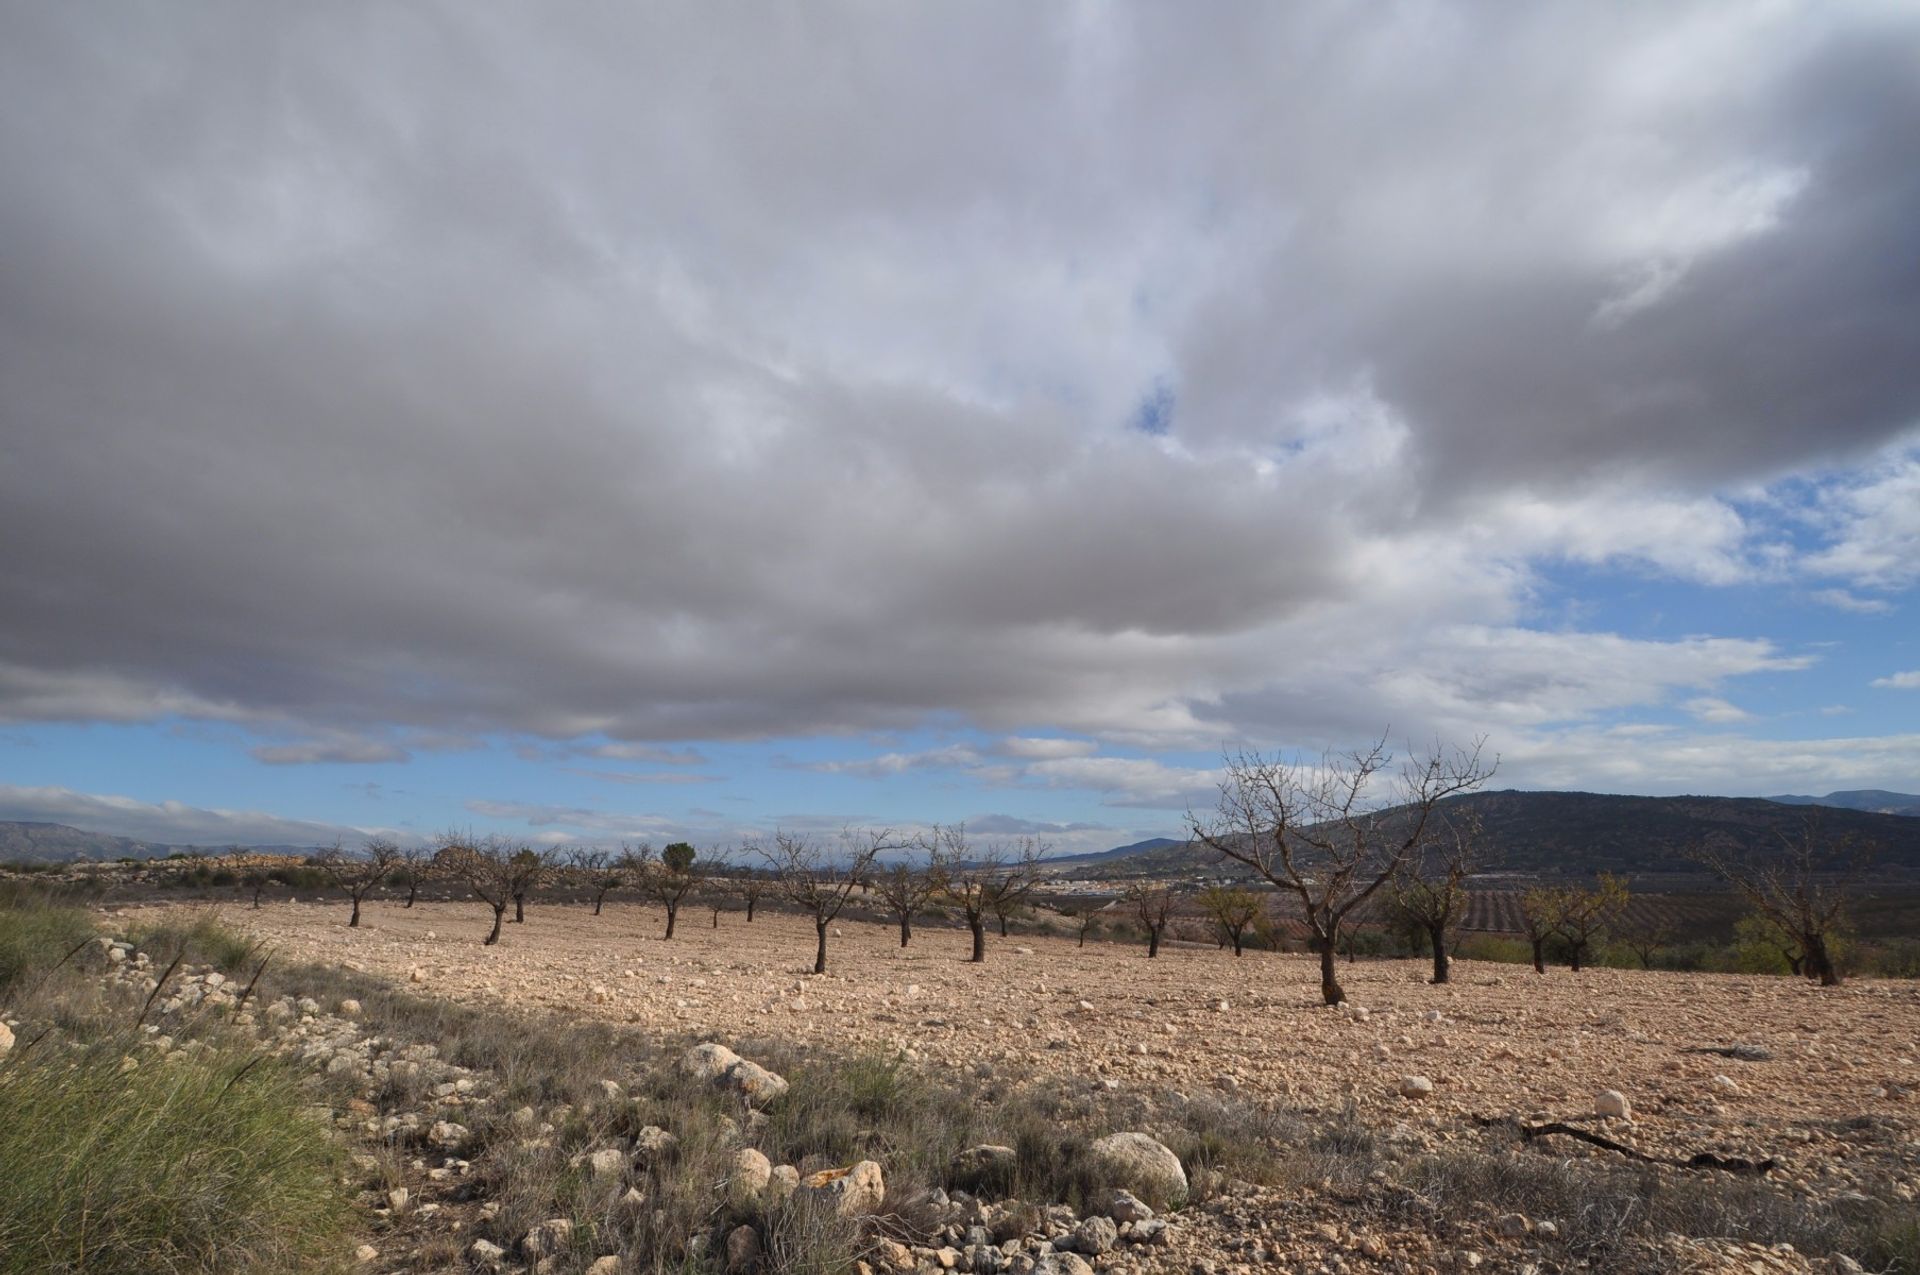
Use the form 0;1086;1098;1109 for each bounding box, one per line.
2;3;1917;853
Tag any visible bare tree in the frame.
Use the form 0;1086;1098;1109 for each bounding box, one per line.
436;835;551;945
1057;902;1105;948
1554;873;1630;972
1195;884;1265;957
317;838;403;928
397;843;436;908
930;827;1044;963
1188;736;1495;1005
1517;886;1561;974
1690;820;1867;987
758;828;897;974
1387;811;1480;985
628;842;699;938
1622;916;1674;969
1125;882;1179;958
738;872;766;923
874;853;941;948
506;846;555;923
569;848;626;916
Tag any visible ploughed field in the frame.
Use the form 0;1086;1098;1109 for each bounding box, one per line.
191;897;1919;1197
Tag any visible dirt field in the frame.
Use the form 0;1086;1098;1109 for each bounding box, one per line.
134;896;1917;1201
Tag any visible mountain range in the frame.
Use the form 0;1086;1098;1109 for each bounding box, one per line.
1049;789;1920;879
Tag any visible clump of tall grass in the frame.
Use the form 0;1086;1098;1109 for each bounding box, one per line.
0;1032;350;1275
125;909;260;973
0;880;98;997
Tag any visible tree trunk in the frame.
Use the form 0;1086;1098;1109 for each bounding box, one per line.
406;880;419;908
1569;942;1584;973
1077;928;1088;948
814;920;828;975
349;896;362;928
1805;932;1840;986
898;915;912;947
1318;938;1345;1005
664;902;678;939
252;887;262;910
1232;931;1245;957
1530;937;1545;974
712;908;720;929
746;897;756;923
593;892;605;917
485;903;505;946
998;914;1009;938
1429;923;1450;984
1147;927;1161;958
969;918;985;963
513;893;525;923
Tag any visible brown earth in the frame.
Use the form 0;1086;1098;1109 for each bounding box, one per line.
119;897;1920;1272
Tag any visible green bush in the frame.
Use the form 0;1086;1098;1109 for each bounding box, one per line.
0;1037;350;1274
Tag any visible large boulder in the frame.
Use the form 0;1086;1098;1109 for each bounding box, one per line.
729;1147;773;1202
1086;1132;1187;1208
951;1143;1018;1190
682;1042;788;1106
682;1042;742;1083
797;1160;886;1216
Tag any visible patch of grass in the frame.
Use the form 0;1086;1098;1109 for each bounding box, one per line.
0;1034;351;1275
0;880;98;997
1385;1143;1918;1272
125;910;260;973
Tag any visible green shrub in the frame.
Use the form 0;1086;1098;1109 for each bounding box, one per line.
0;1036;350;1274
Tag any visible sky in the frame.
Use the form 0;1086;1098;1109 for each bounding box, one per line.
1;3;1917;855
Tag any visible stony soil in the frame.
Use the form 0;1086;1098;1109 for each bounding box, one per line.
125;897;1920;1272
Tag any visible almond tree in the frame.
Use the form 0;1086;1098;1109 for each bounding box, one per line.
1517;886;1562;974
317;837;403;928
874;854;941;948
569;848;626;916
436;835;550;945
629;842;699;938
507;846;554;923
1196;884;1265;957
1387;811;1480;984
929;827;1044;963
1125;882;1179;958
737;872;766;923
1189;736;1495;1006
1690;820;1867;987
1553;873;1630;971
397;843;436;908
759;827;898;974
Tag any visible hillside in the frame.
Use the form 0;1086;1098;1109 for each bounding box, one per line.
1768;789;1920;817
1055;790;1920;880
0;820;181;863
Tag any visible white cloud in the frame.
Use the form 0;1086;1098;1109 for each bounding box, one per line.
1871;671;1920;690
1683;696;1753;724
1810;588;1894;615
1804;445;1920;591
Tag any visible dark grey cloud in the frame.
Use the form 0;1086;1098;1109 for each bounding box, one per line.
1;3;1916;763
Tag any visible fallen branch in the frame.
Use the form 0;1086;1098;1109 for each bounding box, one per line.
1474;1115;1777;1176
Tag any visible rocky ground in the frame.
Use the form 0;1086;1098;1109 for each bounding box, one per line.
111;898;1920;1273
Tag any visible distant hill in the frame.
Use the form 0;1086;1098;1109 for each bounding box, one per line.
0;820;182;863
1047;837;1182;867
1767;790;1920;818
0;821;328;865
1055;790;1920;880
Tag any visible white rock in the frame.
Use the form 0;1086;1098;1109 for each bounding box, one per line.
1595;1089;1632;1120
338;999;362;1017
797;1159;886;1216
1399;1075;1435;1100
1086;1132;1187;1208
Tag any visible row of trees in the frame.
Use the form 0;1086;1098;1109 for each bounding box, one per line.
306;734;1868;992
